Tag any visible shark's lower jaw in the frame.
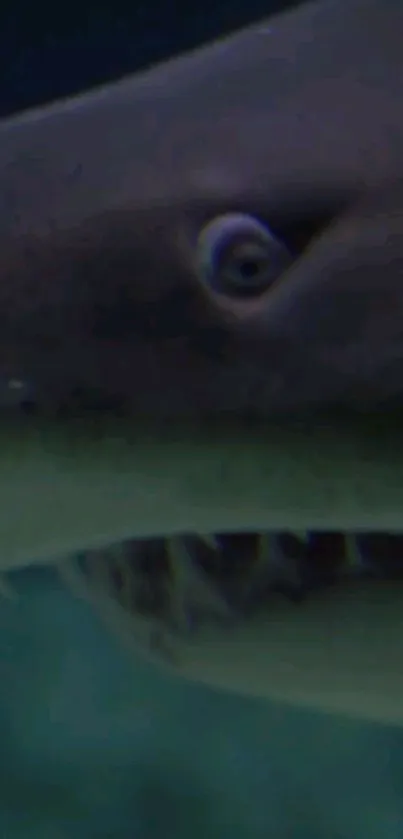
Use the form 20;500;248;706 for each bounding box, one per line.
56;529;403;668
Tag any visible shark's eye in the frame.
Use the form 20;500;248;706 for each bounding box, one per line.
197;213;293;297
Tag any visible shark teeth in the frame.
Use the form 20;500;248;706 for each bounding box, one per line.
238;533;306;607
73;529;403;634
4;530;403;669
58;549;179;666
165;536;233;632
64;531;315;644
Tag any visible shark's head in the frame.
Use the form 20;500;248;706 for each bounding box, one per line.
2;0;403;729
0;0;402;422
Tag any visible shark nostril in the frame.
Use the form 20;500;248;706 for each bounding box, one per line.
19;398;38;415
61;386;129;417
0;377;37;412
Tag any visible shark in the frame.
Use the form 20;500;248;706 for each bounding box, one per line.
0;0;402;422
1;0;403;724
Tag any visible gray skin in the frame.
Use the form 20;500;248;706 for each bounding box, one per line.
2;0;403;729
0;0;402;421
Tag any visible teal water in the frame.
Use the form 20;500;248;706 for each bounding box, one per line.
1;567;402;838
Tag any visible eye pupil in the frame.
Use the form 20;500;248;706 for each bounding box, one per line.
239;257;264;279
226;253;270;297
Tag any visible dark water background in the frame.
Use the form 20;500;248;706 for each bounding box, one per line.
0;0;300;116
1;1;403;837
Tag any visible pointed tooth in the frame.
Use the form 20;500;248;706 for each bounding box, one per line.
84;550;115;593
235;532;301;608
196;533;220;551
256;533;286;572
0;574;17;600
344;533;367;573
114;552;137;610
166;536;232;630
256;533;271;565
57;556;178;665
257;533;301;586
165;537;192;630
292;531;311;544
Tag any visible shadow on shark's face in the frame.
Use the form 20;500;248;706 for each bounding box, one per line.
0;0;402;420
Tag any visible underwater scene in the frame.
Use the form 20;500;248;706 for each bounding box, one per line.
1;0;403;836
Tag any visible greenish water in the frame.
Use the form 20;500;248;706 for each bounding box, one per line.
1;567;403;838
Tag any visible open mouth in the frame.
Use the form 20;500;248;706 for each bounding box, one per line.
58;529;403;668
